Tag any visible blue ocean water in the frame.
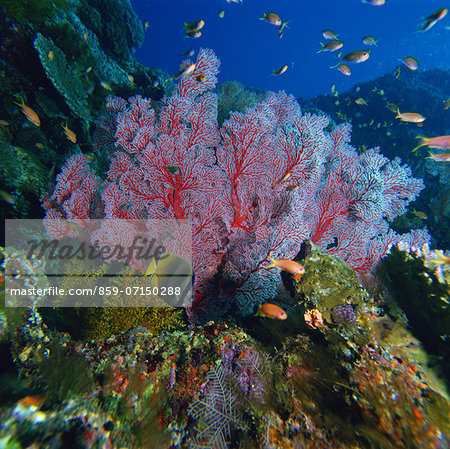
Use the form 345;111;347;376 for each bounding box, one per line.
131;0;450;98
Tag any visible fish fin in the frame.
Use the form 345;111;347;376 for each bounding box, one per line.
13;96;25;108
145;257;157;277
412;135;427;152
293;273;303;281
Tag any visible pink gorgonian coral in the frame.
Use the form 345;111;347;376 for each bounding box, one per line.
43;48;429;322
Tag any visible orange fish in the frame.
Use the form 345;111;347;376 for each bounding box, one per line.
184;19;205;31
427;250;450;265
395;110;425;123
274;172;291;185
322;29;338;40
412;135;450;152
278;21;290;38
386;103;399;113
411;209;427;220
172;63;196;80
195;72;206;83
331;50;370;68
256;303;288;320
62;122;77;143
337;64;351;76
260;12;282;26
362;0;385;5
186;29;202;38
272;64;288;75
16;395;46;409
14;98;40;126
317;40;343;53
417;7;448;32
362;35;378;46
427;152;450;162
100;81;113;91
267;257;305;280
402;56;419;70
342;49;370;63
355;97;368;106
0;190;14;205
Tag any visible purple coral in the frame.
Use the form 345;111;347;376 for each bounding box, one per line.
331;304;357;325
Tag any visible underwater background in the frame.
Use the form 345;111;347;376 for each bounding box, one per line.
133;0;450;98
0;1;449;448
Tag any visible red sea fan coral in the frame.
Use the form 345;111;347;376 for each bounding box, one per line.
43;48;429;321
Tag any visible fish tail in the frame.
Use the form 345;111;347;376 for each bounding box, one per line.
317;43;324;53
329;61;340;69
266;257;277;268
13;95;25;108
259;12;266;20
412;135;427;152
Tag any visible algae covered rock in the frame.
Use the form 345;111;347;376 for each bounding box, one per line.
0;142;49;217
77;0;144;61
287;240;369;324
377;245;450;379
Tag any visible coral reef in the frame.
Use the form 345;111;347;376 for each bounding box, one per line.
0;306;448;449
1;2;447;447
